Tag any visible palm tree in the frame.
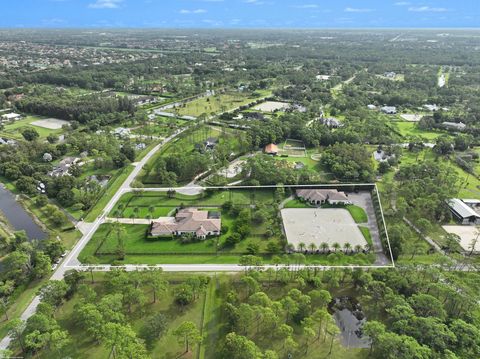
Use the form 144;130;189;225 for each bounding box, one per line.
308;243;317;253
354;244;363;253
343;243;352;254
286;243;295;253
320;242;329;253
298;242;306;252
148;205;155;219
332;242;341;253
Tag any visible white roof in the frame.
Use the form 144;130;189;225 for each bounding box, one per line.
448;199;480;219
1;113;21;119
462;199;480;205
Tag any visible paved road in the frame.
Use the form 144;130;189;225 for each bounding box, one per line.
348;192;391;266
0;128;187;350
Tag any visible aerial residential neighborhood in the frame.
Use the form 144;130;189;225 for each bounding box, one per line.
0;1;479;358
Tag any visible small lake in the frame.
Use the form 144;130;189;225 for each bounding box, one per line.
0;184;47;240
331;297;371;349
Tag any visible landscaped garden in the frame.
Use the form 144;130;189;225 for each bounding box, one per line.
80;187;381;266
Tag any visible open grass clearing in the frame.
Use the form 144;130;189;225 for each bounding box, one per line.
395;121;447;140
167;90;271;117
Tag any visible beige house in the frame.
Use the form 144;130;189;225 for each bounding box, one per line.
150;208;221;239
296;189;352;205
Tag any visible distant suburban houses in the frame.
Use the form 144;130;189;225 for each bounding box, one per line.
48;157;80;177
0;112;22;123
296;189;352;206
149;208;221;239
447;198;480;225
380;106;397;115
373;149;395;162
442;121;466;131
320;117;342;128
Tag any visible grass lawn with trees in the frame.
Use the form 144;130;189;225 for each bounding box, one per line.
40;272;207;359
110;189;276;219
394;121;447;141
167;90;271;117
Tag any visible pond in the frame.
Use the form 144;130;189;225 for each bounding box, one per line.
330;297;371;349
0;184;47;240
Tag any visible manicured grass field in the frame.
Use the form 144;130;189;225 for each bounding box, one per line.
283;198;312;208
359;226;373;248
110;189;276;219
346;205;368;223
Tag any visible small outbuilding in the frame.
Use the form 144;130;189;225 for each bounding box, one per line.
447;199;480;225
264;143;279;155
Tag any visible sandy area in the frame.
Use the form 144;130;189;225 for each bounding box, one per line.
400;114;423;122
253;101;290;112
31;118;69;130
281;208;367;251
442;225;480;253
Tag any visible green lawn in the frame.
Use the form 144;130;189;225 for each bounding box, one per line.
395;121;447;140
80;221;375;265
359;226;373;248
346;205;368;223
274;156;318;170
283;198;312;208
111;189;276;219
167;90;271;117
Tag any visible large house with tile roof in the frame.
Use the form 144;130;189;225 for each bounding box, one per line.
149;208;221;239
296;189;352;205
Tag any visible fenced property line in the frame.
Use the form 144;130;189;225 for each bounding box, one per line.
90;183;394;268
66;263;396;271
372;184;396;267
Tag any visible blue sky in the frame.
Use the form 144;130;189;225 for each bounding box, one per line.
1;0;479;28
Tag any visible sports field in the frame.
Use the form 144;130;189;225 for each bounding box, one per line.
279;138;307;157
253;101;290;112
281;208;367;251
30;118;68;129
0;116;66;139
442;225;480;253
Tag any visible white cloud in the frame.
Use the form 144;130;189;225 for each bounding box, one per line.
180;9;207;14
292;4;319;8
408;6;448;12
244;0;266;5
394;1;410;5
88;0;123;9
345;7;374;13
